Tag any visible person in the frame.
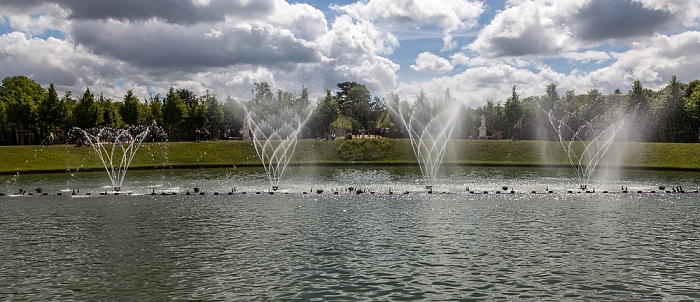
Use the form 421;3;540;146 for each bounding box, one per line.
49;132;55;145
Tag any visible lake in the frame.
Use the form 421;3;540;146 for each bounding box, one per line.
1;167;699;300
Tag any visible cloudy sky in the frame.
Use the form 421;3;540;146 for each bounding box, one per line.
1;0;700;108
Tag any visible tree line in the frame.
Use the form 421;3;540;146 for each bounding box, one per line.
1;74;700;145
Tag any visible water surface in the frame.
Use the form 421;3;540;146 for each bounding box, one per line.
1;167;699;300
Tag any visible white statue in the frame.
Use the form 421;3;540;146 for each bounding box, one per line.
478;115;487;138
242;116;251;140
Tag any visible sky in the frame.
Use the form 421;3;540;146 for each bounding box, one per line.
1;0;700;108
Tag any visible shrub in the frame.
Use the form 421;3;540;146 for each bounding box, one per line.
337;139;390;161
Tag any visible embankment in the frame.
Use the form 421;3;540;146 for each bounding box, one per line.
1;139;699;174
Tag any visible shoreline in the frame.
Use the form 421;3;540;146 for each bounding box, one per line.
5;161;700;176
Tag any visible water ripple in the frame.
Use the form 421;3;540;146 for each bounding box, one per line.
0;193;698;300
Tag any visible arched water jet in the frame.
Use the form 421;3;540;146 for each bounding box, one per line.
389;92;462;189
72;124;158;191
545;109;626;188
244;101;316;190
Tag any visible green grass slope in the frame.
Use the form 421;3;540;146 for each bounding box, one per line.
1;139;698;174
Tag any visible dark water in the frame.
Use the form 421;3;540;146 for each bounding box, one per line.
1;192;698;301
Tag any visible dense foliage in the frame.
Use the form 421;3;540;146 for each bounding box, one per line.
1;75;699;145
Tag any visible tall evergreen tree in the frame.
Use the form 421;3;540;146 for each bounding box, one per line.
120;90;141;126
162;87;186;140
504;86;522;139
37;83;68;138
73;88;101;129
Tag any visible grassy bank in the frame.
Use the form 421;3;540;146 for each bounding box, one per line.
1;139;699;174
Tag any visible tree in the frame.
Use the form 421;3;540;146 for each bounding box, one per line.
37;83;68;139
310;90;339;137
297;86;311;111
221;96;244;137
162;87;186;140
120;90;141;126
348;85;372;129
205;91;224;139
0;95;6;144
1;75;45;143
334;82;373;130
538;83;560;141
626;80;650;141
148;94;163;126
61;91;75;129
627;80;648;113
251;82;274;106
276;89;295;107
685;83;700;142
177;88;198;109
98;93;121;128
504;86;522;139
73;88;102;129
543;83;559;111
188;99;207;129
661;75;686;142
335;81;360;116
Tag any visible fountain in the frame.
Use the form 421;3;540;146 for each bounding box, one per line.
244;101;316;190
545;109;626;188
72;124;155;191
389;92;462;189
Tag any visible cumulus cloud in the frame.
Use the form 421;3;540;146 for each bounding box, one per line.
469;1;571;57
470;0;698;58
2;0;700;110
0;31;116;90
1;0;277;25
0;0;339;101
410;52;453;72
316;14;400;93
333;0;484;50
571;0;677;42
560;50;611;64
70;19;321;71
589;31;700;89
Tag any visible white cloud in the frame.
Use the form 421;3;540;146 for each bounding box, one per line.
315;14;400;93
2;0;700;111
332;0;484;50
469;1;574;57
470;0;699;59
410;51;453;72
0;32;112;90
589;31;700;90
191;0;210;7
560;50;611;64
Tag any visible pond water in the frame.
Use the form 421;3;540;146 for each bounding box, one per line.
1;167;699;300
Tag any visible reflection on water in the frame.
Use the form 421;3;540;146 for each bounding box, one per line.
1;167;699;300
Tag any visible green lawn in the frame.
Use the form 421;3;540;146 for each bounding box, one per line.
1;139;699;174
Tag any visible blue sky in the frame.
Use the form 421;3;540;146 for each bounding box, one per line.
1;0;699;108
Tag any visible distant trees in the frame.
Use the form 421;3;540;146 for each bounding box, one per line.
4;74;700;145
